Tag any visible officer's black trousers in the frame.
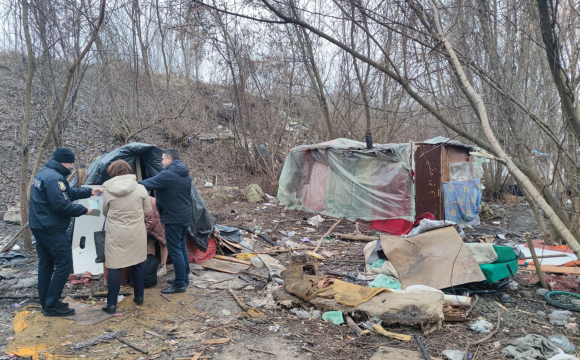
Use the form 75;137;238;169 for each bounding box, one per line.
32;231;72;308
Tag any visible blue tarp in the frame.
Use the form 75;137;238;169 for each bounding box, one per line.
443;179;482;227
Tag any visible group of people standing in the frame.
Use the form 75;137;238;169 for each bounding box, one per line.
29;147;193;317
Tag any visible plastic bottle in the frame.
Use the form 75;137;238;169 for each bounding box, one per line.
548;334;576;354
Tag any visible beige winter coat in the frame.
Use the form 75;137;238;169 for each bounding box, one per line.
102;174;152;269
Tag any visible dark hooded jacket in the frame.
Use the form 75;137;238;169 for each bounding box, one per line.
140;160;193;224
29;160;92;234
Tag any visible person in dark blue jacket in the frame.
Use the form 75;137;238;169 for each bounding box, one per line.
29;148;103;317
140;149;193;294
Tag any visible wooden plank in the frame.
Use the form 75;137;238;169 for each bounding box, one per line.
441;146;450;183
526;264;580;275
135;156;143;181
202;338;230;345
213;255;251;266
197;258;250;274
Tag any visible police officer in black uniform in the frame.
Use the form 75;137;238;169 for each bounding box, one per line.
29;147;103;317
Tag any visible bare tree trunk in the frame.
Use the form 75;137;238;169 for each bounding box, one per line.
429;0;580;258
292;19;335;139
350;3;371;135
95;35;132;141
535;0;580;143
28;0;106;195
20;0;34;251
155;0;171;90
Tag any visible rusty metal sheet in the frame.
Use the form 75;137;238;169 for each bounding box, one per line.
415;145;442;220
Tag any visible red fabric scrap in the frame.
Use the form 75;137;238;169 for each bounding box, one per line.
522;273;580;292
186;236;217;263
371;212;435;236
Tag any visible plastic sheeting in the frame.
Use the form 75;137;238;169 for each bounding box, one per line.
278;138;413;221
449;162;479;182
442;179;482;227
77;142;215;252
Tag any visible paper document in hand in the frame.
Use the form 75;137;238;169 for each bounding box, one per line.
87;199;101;217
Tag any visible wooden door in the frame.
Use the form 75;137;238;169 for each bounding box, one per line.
415;145;443;220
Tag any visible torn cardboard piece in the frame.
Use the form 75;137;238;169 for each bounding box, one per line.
381;227;485;289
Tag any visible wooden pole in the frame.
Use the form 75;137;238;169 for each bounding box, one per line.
313;217;343;254
525;232;548;289
0;222;30;253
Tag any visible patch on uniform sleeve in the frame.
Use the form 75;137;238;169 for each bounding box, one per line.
58;181;66;191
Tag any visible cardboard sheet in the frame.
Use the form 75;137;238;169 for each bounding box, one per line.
381;227;485;289
61;296;113;325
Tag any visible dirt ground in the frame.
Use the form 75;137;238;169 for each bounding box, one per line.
1;196;579;360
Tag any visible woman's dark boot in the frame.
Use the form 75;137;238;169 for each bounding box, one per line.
102;304;116;314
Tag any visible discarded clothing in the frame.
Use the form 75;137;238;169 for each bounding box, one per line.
443;179;482;227
502;334;560;360
372;212;435;236
466;243;498;265
281;266;391;307
216;225;253;251
0;251;28;265
405;219;465;238
187;236;216;263
368;274;401;290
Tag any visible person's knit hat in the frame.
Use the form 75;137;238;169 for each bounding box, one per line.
52;147;75;163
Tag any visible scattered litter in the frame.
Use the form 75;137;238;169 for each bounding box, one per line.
300;238;310;242
549;310;575;326
507;280;519;291
566;323;577;330
12;244;20;251
538;311;546;316
269;325;281;332
113;313;123;317
204;182;214;187
470;319;494;333
305;227;316;233
306;251;324;259
442;350;465;360
538;288;550;296
492;221;501;225
221;309;231;316
312;310;322;319
493;341;501;348
290;308;311;319
548;335;576;355
367;274;401;290
250;257;264;269
497;234;506;240
322;311;344;325
307;215;325;227
279;230;296;237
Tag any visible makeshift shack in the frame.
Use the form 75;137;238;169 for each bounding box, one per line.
69;143;214;275
278;137;485;234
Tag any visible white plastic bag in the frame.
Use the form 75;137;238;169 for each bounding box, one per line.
442;350;466;360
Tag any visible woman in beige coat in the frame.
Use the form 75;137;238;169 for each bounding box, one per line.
101;160;152;314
